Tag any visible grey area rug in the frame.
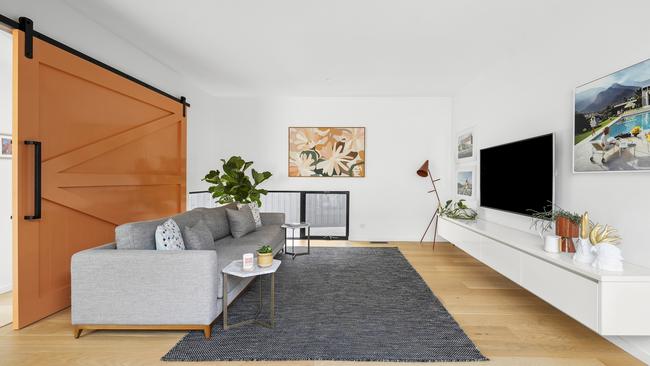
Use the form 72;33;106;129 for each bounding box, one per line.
162;247;487;362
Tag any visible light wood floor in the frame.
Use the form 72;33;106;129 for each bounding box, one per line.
0;291;10;328
0;242;643;366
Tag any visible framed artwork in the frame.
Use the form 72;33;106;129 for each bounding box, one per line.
574;58;650;173
456;167;475;199
0;134;11;159
456;128;475;162
289;127;365;177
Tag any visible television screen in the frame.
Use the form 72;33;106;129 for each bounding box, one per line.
480;133;554;216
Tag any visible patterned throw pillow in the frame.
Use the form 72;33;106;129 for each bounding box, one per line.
183;220;215;250
237;202;262;228
155;218;185;250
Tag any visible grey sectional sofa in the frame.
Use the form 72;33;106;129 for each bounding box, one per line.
70;203;285;338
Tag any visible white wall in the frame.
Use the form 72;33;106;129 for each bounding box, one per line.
452;2;650;361
0;0;219;201
190;97;452;242
0;32;12;294
1;0;644;361
0;1;450;243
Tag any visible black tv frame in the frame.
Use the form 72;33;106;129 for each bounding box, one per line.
478;132;556;217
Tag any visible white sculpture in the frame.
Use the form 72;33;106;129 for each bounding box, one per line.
588;222;623;272
573;238;595;264
574;212;596;264
591;243;624;272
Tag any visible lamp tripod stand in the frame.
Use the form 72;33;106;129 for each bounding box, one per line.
417;160;442;251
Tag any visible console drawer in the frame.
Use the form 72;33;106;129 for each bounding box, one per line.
480;237;520;283
437;219;461;243
600;281;650;335
438;220;481;258
520;254;598;331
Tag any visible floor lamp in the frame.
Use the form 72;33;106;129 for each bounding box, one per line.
417;160;442;251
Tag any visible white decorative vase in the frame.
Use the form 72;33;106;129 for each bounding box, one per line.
591;243;624;272
543;235;560;253
573;238;595;264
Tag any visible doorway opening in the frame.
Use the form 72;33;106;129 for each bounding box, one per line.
0;29;13;328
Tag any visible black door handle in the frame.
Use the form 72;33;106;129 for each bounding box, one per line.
24;140;41;220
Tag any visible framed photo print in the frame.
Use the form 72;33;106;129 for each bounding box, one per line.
0;134;11;159
456;167;475;199
456;128;475;162
574;58;650;173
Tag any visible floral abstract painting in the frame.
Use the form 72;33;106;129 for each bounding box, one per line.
289;127;365;177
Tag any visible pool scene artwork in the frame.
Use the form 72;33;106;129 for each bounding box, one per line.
456;169;474;198
574;58;650;172
0;134;11;158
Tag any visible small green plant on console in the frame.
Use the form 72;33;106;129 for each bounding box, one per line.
437;199;478;220
528;202;582;237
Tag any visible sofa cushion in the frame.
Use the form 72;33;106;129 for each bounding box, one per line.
171;209;204;231
226;206;257;238
237;202;262;228
115;209;203;250
183;220;215;250
215;225;285;251
116;217;164;250
155;219;185;250
196;203;236;240
260;212;285;226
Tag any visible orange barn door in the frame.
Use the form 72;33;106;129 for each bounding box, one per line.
12;30;186;328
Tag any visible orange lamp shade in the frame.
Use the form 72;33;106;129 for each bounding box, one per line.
417;160;429;177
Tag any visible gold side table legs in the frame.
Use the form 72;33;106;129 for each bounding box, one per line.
223;272;275;330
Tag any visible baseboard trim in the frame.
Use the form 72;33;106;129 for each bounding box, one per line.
607;336;650;364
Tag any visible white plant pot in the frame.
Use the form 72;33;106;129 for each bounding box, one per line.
543;235;560;253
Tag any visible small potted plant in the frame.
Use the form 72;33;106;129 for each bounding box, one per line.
257;245;273;267
437;199;478;220
529;204;581;253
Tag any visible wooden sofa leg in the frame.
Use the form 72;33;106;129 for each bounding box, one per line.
73;326;82;339
203;325;211;339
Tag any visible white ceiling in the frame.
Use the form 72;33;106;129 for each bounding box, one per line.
63;0;550;97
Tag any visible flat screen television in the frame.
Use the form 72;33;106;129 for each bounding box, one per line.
480;133;554;216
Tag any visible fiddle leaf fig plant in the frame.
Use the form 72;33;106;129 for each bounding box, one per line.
202;156;272;206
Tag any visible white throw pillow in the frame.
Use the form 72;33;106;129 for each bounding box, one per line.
238;202;262;228
155;218;185;250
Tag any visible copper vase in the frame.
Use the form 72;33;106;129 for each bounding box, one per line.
555;216;578;253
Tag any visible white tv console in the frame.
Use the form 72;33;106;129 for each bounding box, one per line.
438;217;650;336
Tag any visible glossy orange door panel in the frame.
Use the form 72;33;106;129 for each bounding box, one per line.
12;30;186;328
